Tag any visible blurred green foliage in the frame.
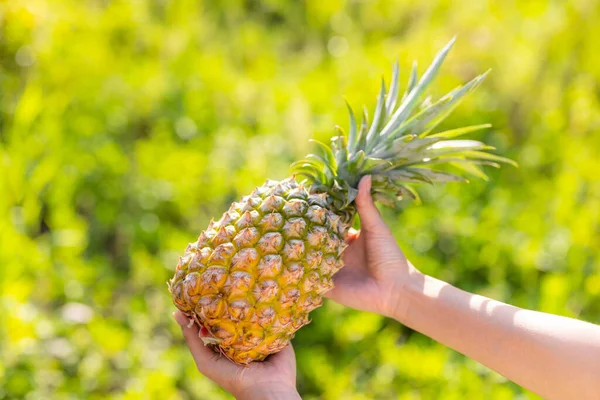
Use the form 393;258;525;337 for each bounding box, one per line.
1;0;600;399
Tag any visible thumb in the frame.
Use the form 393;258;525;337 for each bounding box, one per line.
355;176;387;233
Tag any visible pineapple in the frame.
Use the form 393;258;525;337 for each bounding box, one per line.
168;39;515;365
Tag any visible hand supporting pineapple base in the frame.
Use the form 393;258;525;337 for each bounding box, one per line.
168;38;517;365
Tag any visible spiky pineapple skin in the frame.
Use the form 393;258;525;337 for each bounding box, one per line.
168;178;349;364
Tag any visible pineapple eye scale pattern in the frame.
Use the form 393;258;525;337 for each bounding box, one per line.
168;177;349;364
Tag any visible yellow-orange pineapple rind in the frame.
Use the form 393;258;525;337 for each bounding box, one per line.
168;177;349;365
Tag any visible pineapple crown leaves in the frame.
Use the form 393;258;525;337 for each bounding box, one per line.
291;38;517;209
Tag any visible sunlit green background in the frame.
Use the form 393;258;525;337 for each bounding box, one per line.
1;1;600;399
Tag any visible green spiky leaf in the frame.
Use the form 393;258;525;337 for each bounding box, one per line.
346;101;358;154
366;79;387;151
385;61;400;118
309;139;338;170
293;38;515;210
403;61;418;102
428;124;492;139
380;37;456;138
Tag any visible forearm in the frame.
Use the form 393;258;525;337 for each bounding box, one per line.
394;272;600;399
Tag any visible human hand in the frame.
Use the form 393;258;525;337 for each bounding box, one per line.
173;311;300;400
325;175;422;318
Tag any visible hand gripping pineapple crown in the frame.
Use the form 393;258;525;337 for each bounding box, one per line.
168;39;516;365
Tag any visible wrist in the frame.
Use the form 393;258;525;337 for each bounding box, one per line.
388;267;426;324
235;382;300;400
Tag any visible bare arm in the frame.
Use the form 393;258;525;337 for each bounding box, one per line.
327;176;600;399
396;272;600;400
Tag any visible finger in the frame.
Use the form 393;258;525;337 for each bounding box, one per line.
355;176;387;233
173;311;237;380
324;265;359;299
344;228;360;244
265;344;295;368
